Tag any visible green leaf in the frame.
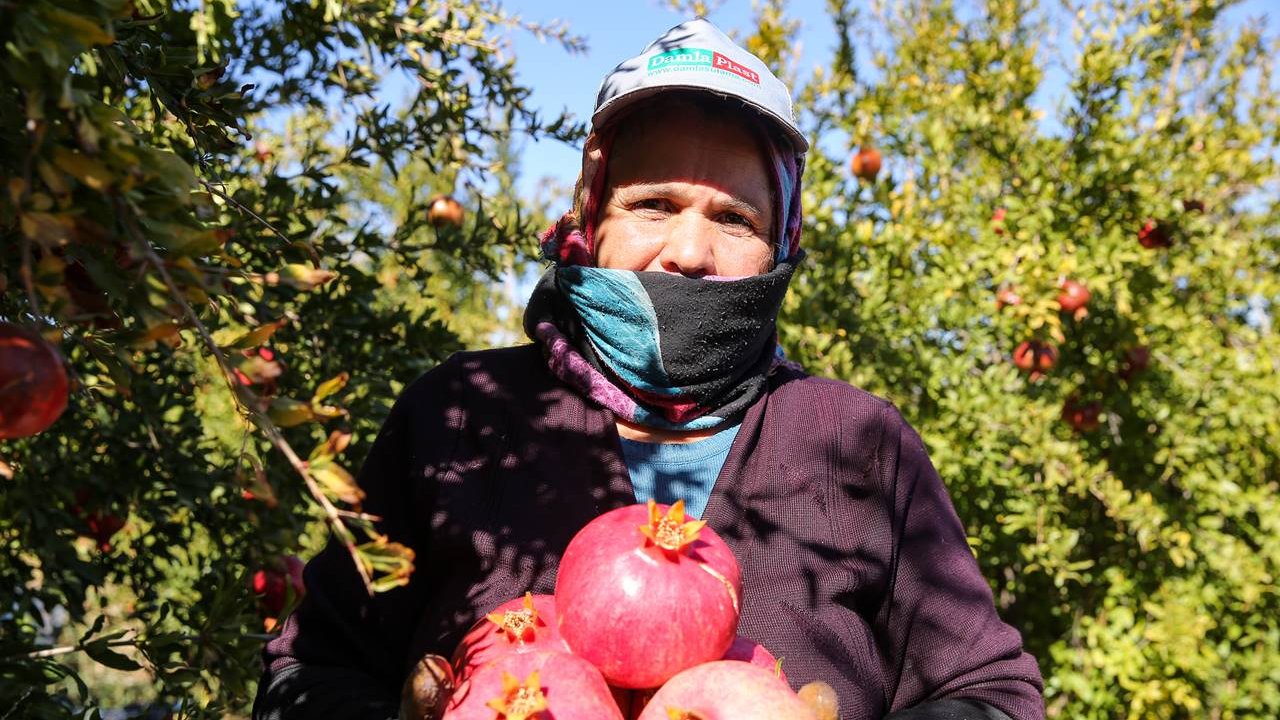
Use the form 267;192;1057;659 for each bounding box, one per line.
83;640;141;672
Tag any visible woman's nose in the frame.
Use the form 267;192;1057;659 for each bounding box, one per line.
657;212;717;278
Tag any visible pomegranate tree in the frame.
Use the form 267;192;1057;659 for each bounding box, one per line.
635;661;815;720
442;649;623;720
0;322;69;439
555;500;742;689
452;593;570;680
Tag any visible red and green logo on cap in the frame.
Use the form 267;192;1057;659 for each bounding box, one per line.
647;47;761;84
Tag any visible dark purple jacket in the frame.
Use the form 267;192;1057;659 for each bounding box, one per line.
255;346;1043;719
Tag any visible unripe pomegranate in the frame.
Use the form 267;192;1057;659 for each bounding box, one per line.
1138;219;1172;249
849;146;882;181
555;501;742;689
428;195;465;228
442;650;623;720
635;661;815;720
1013;341;1057;379
1057;279;1090;318
0;323;69;439
452;593;570;681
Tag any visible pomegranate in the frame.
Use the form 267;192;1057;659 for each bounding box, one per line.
723;636;786;681
1119;345;1151;380
1013;341;1057;379
0;322;69;439
849;146;882;181
428;195;465;228
630;637;787;717
797;681;839;720
452;593;570;680
442;649;623;720
635;661;815;720
1062;397;1102;433
995;287;1021;310
251;555;305;617
992;207;1007;235
1057;280;1090;314
1138;219;1172;249
555;500;742;689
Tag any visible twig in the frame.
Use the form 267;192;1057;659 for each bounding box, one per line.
19;238;43;319
112;197;375;595
13;634;137;661
199;180;321;265
1159;23;1192;121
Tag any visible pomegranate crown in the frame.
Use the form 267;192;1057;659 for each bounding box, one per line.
485;592;541;643
486;670;549;719
639;499;706;555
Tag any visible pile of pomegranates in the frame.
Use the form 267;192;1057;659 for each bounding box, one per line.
423;500;833;720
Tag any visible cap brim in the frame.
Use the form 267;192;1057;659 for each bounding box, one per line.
591;85;809;154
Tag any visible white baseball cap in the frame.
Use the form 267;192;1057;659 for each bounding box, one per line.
592;18;808;154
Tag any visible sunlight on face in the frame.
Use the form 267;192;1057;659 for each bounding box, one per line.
595;100;775;278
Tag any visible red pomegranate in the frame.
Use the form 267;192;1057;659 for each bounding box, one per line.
452;593;570;680
555;500;742;689
1057;280;1090;314
992;207;1007;235
723;636;786;681
1012;341;1057;378
428;195;465;228
628;636;786;718
1062;398;1102;433
1119;345;1151;380
849;146;882;181
251;555;305;617
635;661;815;720
1138;219;1172;249
0;323;69;439
442;649;623;720
995;287;1022;310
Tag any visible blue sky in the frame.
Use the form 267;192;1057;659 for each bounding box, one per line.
499;0;1277;201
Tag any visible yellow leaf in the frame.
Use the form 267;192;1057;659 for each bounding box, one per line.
265;264;339;291
310;458;362;504
52;148;113;192
19;212;74;247
312;372;349;402
45;8;115;46
227;319;287;350
267;398;313;427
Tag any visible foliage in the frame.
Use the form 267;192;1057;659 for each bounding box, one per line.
766;0;1280;717
0;0;582;716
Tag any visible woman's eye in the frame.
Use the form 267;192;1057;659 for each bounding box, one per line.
722;212;754;229
632;198;668;212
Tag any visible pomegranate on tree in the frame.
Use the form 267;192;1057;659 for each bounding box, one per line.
555;500;742;689
991;207;1007;235
1062;397;1102;433
442;649;623;720
1138;219;1172;249
1012;341;1057;378
849;146;882;181
251;555;306;618
451;593;570;680
1057;279;1090;319
635;661;815;720
0;322;69;439
428;195;465;228
1119;345;1151;380
995;287;1022;310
